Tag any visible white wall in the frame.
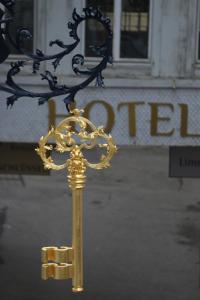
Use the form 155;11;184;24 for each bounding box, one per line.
1;0;200;145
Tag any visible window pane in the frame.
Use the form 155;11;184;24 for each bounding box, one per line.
7;0;34;54
198;6;200;60
120;0;149;59
85;0;113;57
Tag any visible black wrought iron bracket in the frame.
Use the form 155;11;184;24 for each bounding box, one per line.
0;0;113;111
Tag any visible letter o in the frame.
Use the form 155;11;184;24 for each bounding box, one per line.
83;100;115;134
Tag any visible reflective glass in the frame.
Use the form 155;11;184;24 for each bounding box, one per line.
85;0;113;57
6;0;34;54
120;0;149;59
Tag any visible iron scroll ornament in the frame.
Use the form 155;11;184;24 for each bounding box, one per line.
0;1;113;110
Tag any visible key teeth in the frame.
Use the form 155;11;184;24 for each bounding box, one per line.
42;263;73;280
42;263;55;280
42;246;73;264
41;246;73;280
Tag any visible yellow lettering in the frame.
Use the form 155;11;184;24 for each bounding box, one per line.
48;99;68;129
83;100;115;133
118;102;145;136
48;99;56;130
149;103;174;136
179;104;200;137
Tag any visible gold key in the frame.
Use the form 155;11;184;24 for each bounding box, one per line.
36;108;117;292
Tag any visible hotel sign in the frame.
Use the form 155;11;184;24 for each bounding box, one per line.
0;87;200;146
49;100;200;139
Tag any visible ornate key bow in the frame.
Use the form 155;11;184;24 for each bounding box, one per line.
36;108;117;292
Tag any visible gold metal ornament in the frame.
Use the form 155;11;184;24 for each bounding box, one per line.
36;108;117;293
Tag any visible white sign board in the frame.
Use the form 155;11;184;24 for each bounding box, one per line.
0;87;200;146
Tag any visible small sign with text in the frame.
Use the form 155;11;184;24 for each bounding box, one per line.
169;146;200;178
0;143;50;175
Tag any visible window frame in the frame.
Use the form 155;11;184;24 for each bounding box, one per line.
192;0;200;78
4;0;47;62
83;0;152;63
196;0;200;62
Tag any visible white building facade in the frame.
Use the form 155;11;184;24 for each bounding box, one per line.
1;0;200;146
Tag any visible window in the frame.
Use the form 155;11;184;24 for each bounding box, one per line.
198;2;200;61
6;0;34;54
85;0;150;60
85;0;114;57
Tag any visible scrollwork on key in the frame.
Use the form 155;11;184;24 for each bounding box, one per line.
36;108;117;172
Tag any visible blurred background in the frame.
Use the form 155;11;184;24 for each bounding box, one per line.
0;1;200;299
